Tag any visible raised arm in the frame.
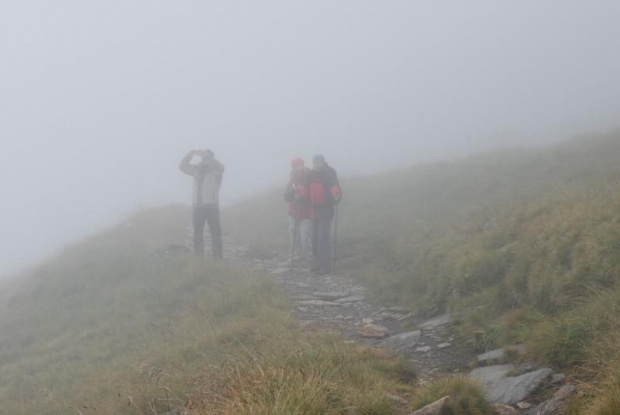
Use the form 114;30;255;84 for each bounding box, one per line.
179;151;198;176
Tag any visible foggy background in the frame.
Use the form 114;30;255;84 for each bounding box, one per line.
2;1;619;278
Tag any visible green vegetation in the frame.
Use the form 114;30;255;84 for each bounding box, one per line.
0;206;416;414
227;132;620;412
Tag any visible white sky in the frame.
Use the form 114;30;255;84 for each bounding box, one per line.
2;1;620;277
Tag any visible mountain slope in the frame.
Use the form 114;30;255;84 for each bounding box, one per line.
0;206;414;415
227;132;620;413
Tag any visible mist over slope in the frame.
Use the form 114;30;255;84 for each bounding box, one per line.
228;132;620;413
6;132;620;414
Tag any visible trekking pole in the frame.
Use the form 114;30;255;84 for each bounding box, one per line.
333;205;338;275
290;217;300;272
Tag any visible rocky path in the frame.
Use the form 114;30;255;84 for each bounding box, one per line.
179;235;575;414
253;257;472;382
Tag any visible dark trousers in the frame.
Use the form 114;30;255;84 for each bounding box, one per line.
312;206;334;274
193;205;223;259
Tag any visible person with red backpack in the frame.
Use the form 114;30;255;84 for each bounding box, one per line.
309;154;342;275
284;158;313;265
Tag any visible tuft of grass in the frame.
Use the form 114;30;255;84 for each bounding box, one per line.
410;376;493;415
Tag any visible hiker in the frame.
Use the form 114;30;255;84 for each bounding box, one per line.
284;158;313;265
309;154;342;275
179;149;225;259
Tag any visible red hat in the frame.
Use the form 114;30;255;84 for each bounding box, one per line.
291;158;305;169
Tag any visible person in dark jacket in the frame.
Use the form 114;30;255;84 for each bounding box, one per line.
309;154;342;274
179;149;225;258
284;158;313;264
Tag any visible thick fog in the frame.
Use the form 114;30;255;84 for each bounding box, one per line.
2;1;620;277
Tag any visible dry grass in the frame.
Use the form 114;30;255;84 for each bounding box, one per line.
0;206;415;415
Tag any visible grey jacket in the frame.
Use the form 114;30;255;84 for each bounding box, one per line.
179;154;225;207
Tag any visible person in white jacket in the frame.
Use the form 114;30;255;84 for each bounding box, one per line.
179;149;225;258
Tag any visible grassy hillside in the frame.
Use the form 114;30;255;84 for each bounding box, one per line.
0;206;421;415
226;132;620;413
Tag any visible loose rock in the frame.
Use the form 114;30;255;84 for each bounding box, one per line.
359;323;390;339
380;330;421;351
385;393;408;405
550;373;566;384
419;314;450;330
477;348;505;364
470;365;516;391
488;368;553;405
537;384;578;415
412;396;450;415
492;404;518;415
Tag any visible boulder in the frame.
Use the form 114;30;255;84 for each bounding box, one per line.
380;330;422;351
470;365;552;405
412;396;450;415
537;384;578;415
359;323;390;339
488;368;553;405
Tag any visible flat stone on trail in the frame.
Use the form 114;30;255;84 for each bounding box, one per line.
380;330;421;351
359;323;390;339
296;300;341;307
471;365;553;405
336;295;365;303
312;291;351;300
419;314;450;330
437;342;451;349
